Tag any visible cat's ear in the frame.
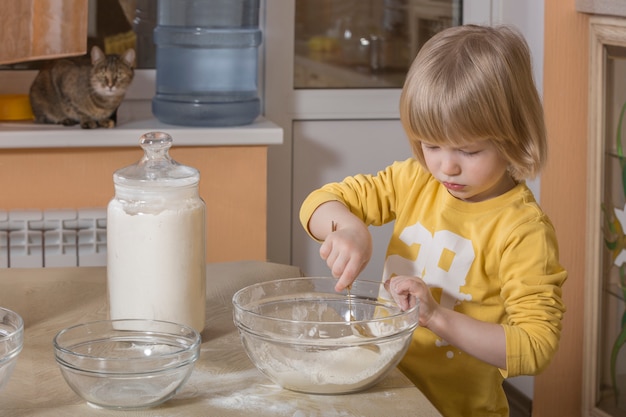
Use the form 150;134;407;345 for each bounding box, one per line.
90;46;106;65
121;49;136;68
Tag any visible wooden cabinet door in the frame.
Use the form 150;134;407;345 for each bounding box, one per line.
0;0;87;65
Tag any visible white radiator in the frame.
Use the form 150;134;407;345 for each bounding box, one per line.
0;208;107;268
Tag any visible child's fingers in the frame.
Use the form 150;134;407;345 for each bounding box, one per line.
335;272;355;292
385;276;420;310
330;254;348;279
319;239;331;260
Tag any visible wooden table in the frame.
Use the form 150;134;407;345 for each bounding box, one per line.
0;261;442;416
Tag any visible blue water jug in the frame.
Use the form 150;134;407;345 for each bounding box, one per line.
152;0;261;127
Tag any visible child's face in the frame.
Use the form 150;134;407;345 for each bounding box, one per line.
420;139;514;202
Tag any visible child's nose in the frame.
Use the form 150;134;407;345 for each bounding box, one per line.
441;157;461;176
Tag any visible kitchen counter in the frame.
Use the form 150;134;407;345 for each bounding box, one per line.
0;117;283;149
0;261;442;417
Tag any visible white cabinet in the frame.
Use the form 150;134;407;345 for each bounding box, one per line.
291;119;411;278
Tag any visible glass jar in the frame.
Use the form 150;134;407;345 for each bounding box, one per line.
107;132;206;333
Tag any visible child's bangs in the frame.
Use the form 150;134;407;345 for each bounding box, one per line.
408;87;493;146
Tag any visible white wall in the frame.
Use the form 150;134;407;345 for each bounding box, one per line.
498;0;544;204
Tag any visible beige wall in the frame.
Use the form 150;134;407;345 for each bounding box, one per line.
534;1;588;415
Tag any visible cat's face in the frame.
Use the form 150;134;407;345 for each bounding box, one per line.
90;48;135;97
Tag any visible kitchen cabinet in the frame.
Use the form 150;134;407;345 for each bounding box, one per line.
0;0;88;65
583;15;626;417
0;140;275;264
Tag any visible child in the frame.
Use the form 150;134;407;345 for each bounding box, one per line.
299;25;567;417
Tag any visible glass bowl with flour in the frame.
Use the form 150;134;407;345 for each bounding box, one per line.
232;277;419;394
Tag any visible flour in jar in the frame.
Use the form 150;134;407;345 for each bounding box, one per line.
107;196;206;333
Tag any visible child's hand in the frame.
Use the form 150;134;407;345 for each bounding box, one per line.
385;274;507;369
384;275;437;328
320;224;372;292
306;201;372;292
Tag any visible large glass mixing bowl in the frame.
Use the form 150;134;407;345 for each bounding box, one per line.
232;276;418;394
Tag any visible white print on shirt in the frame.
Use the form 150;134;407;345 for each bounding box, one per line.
382;222;474;358
382;222;474;311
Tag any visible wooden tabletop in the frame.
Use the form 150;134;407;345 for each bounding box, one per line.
0;261;442;417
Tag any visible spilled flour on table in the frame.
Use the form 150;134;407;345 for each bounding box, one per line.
208;383;352;417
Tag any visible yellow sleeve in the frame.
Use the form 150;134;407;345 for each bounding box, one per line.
298;159;421;241
499;216;567;377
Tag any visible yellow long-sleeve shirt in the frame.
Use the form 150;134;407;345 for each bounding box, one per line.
299;158;567;417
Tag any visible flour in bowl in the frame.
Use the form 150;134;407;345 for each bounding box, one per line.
249;334;408;394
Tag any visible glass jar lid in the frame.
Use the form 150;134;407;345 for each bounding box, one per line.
113;132;199;188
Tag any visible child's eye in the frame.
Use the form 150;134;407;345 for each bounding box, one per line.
459;149;481;156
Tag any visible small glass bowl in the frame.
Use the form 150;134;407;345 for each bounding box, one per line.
53;319;201;410
232;277;419;394
0;307;24;392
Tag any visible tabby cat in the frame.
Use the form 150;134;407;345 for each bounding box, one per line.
29;46;135;129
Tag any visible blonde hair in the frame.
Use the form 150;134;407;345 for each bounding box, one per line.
399;25;546;180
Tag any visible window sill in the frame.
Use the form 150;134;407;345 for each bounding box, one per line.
0;116;283;149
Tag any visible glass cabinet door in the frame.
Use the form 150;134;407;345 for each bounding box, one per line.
294;0;461;89
585;16;626;417
598;43;626;415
